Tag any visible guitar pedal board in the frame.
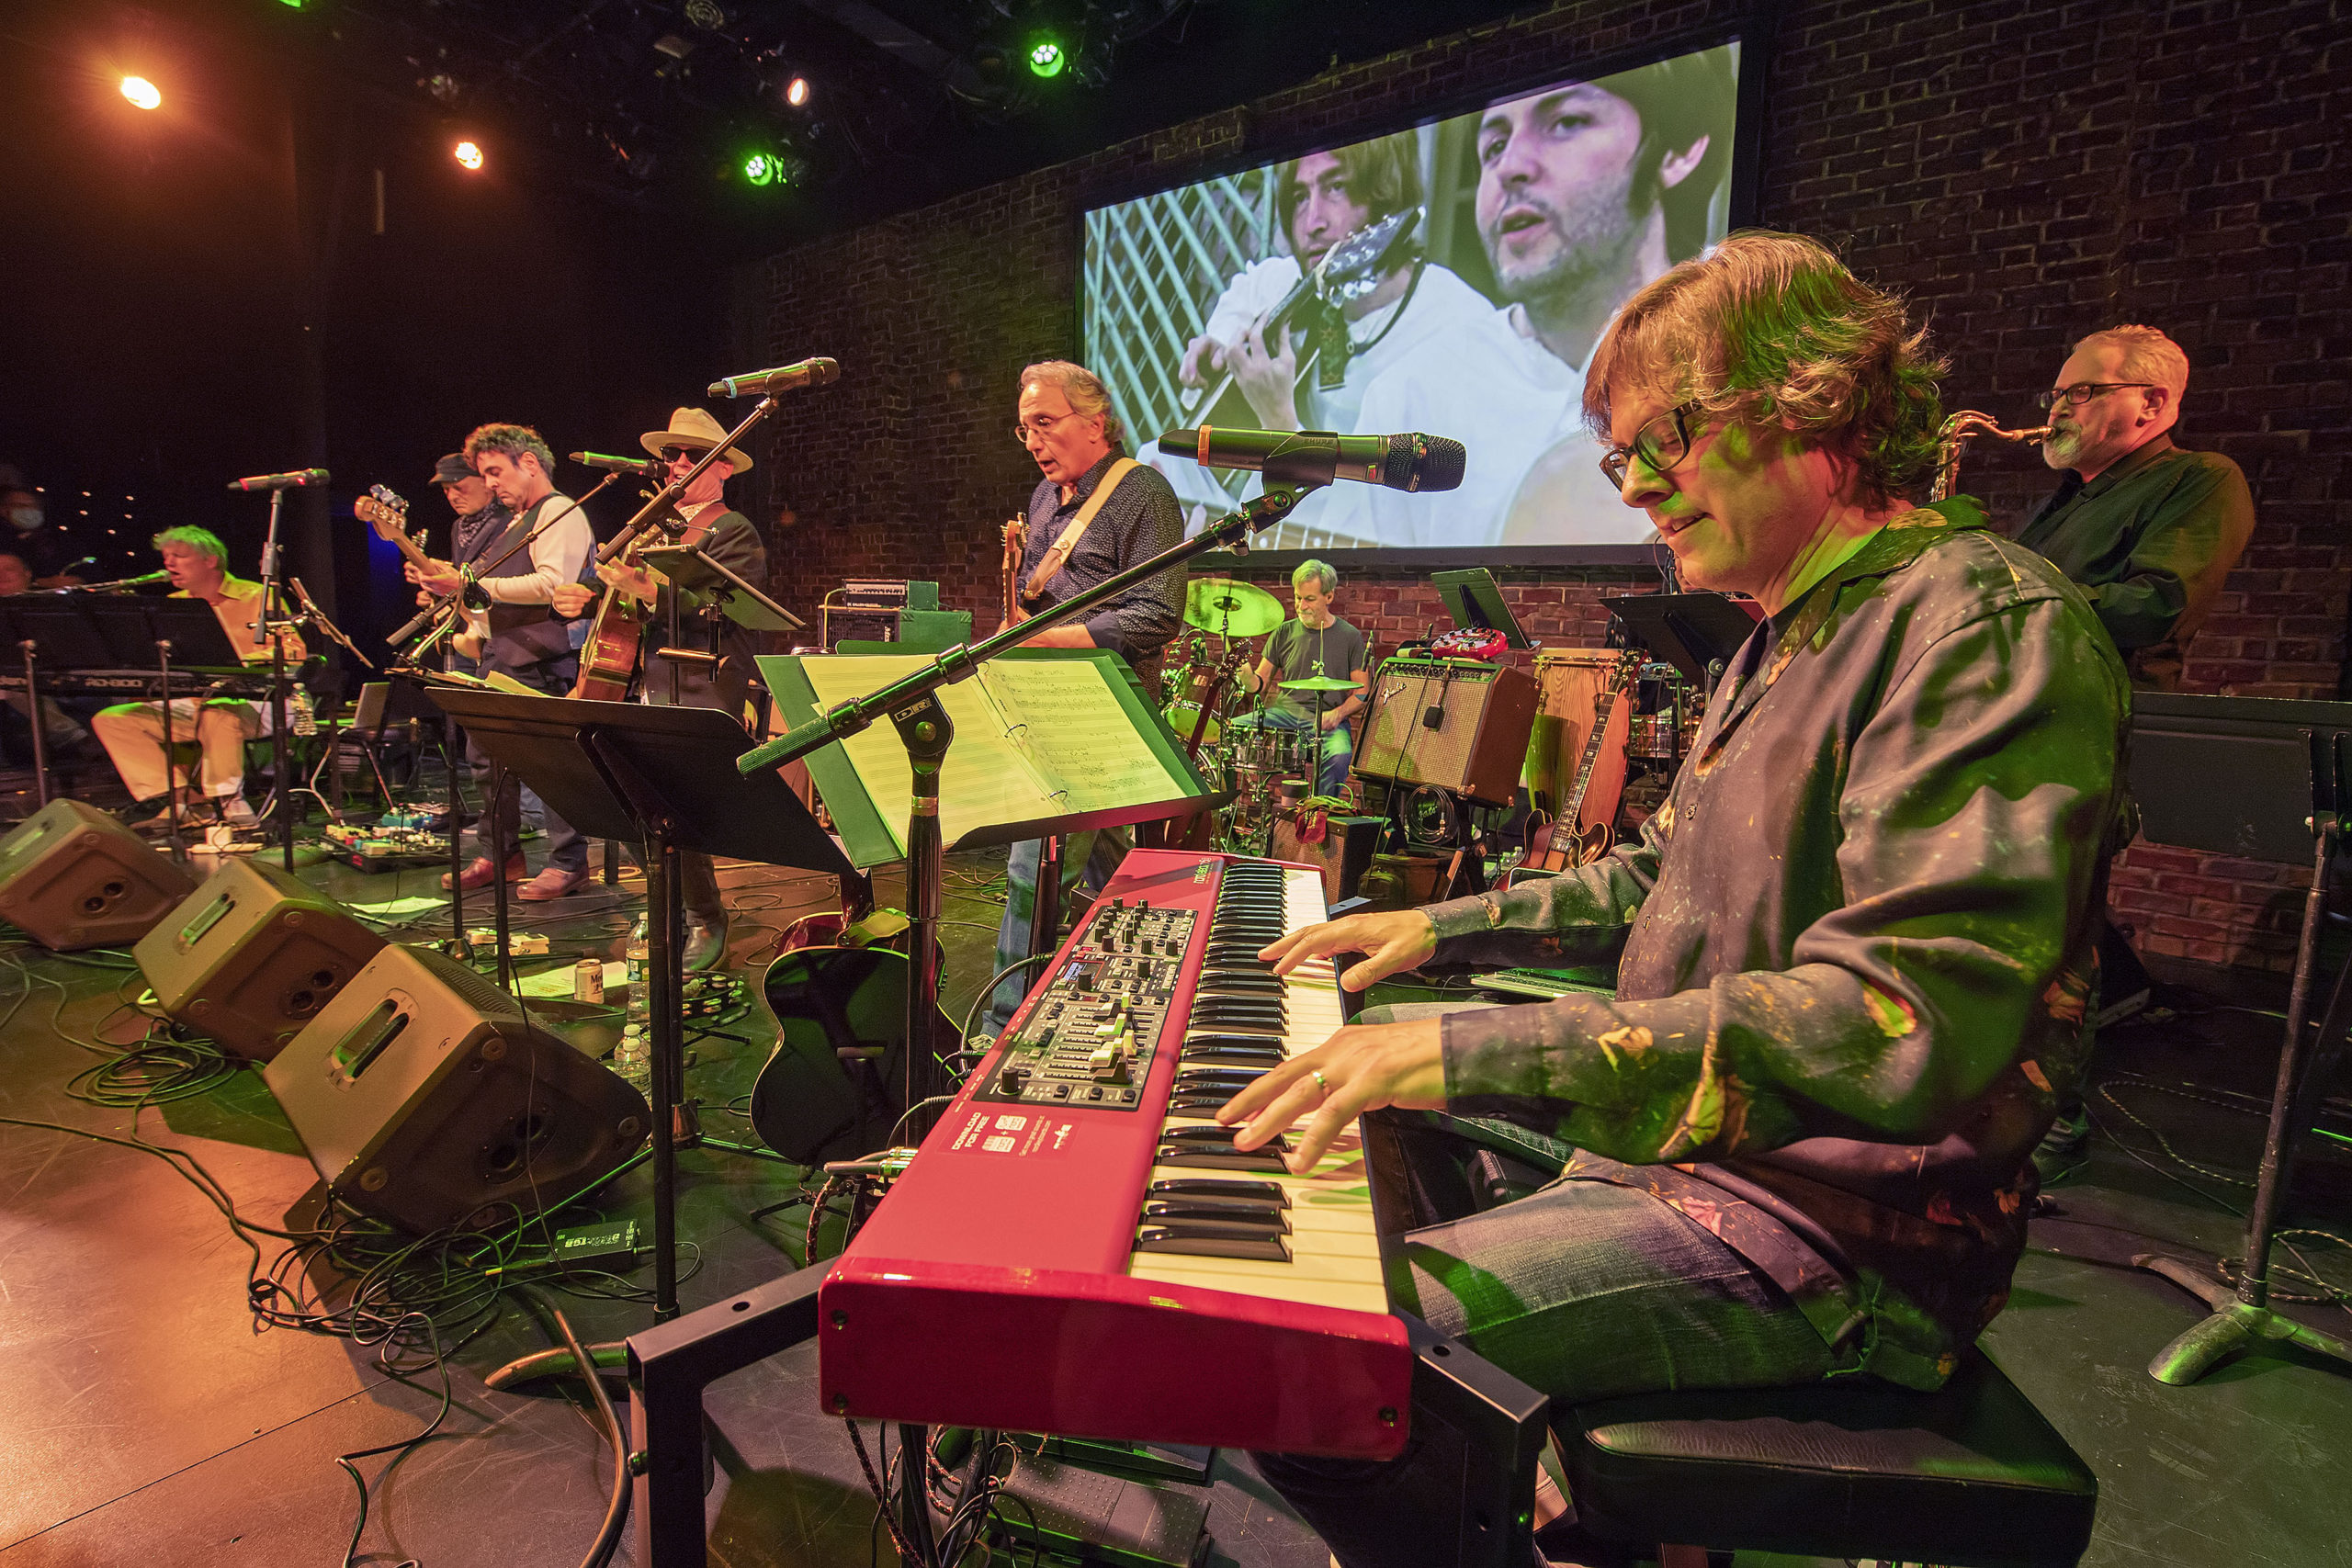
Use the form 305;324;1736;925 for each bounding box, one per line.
976;897;1198;1112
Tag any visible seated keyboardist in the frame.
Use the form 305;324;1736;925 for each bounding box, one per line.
1217;233;2132;1568
92;526;305;832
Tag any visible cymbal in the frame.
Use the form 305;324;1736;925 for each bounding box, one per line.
1183;577;1283;637
1278;675;1359;692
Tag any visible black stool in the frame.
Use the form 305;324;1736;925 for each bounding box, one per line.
1555;1350;2098;1568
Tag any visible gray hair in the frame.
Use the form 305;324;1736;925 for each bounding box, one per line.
151;525;228;564
1019;360;1126;450
2075;324;2191;400
1292;558;1338;593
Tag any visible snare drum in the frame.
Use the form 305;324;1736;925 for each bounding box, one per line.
1231;726;1313;786
1626;713;1680;760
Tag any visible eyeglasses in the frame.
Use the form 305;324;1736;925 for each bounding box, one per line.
658;446;702;464
1598;402;1699;489
1012;411;1078;446
2036;382;2158;410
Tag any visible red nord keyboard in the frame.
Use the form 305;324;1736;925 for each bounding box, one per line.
814;848;1412;1459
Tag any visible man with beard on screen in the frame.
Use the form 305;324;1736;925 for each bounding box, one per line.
1324;48;1737;549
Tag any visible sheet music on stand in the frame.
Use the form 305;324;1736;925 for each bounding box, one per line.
761;649;1227;869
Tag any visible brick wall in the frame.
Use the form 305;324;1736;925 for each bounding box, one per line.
747;0;2352;975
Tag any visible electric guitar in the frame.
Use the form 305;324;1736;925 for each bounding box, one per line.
1001;515;1027;627
1527;653;1639;872
1180;208;1423;430
359;485;470;639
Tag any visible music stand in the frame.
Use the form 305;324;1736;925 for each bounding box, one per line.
1600;592;1760;685
1430;568;1535;649
635;545;802;633
2124;691;2352;1384
428;688;854;1321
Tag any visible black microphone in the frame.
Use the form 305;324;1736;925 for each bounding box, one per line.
1157;427;1465;493
707;356;840;399
228;468;330;491
571;450;663;478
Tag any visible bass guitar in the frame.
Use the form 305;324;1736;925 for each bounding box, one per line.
1526;653;1639;873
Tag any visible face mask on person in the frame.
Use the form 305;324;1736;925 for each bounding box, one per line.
7;507;40;533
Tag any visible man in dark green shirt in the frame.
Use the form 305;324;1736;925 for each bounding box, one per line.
2017;324;2255;691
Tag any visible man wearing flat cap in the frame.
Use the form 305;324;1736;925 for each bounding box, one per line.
550;407;766;969
411;428;595;898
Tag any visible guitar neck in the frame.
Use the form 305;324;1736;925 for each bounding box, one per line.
1561;669;1634;824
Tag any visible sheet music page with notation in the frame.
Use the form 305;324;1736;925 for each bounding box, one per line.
797;656;1052;855
978;658;1183;813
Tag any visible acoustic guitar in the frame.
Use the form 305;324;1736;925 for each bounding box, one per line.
1181;208;1424;432
747;939;958;1167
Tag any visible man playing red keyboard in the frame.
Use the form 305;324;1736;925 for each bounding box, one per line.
1221;232;2132;1568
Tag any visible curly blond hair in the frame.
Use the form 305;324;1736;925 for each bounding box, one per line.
1583;231;1947;504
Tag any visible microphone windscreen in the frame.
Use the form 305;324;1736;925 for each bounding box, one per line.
1392;434;1466;492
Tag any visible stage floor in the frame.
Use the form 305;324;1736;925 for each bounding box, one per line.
1;827;2347;1567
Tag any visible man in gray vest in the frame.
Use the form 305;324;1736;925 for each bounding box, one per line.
412;426;594;897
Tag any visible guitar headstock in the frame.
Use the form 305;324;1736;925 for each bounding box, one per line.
1315;209;1422;306
356;484;411;540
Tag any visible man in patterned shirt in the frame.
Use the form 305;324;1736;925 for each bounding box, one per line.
1223;233;2133;1568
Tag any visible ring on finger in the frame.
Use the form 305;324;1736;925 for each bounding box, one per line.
1310;1069;1329;1100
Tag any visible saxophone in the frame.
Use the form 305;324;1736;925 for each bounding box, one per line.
1929;411;2052;502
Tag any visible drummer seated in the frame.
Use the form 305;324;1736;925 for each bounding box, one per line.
1227;559;1367;799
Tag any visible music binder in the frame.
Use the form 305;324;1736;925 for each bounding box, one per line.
760;649;1227;869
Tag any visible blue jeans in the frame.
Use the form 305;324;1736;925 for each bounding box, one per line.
1251;1004;1834;1568
1227;707;1351;796
987;829;1131;1032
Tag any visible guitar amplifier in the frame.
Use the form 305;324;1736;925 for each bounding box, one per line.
1355;658;1537;807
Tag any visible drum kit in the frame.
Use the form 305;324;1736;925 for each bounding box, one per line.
1161;577;1354;850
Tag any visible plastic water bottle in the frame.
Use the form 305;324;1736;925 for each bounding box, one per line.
290;686;318;737
615;1022;650;1097
625;914;650;1023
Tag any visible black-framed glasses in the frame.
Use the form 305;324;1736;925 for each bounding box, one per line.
658;445;701;464
2036;382;2158;410
1012;411;1076;446
1599;402;1699;489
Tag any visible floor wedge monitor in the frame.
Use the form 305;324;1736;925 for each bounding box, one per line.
265;943;650;1235
136;858;387;1063
0;798;197;951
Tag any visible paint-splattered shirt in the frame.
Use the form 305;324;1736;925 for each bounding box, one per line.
1425;506;2132;1388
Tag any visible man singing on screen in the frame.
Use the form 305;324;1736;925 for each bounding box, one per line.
1327;48;1737;548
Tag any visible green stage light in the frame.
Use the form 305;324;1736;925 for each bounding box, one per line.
743;152;780;186
1027;38;1066;78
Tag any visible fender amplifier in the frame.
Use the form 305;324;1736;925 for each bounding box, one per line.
1354;658;1537;807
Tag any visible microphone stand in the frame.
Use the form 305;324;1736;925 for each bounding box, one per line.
247;485;299;871
736;476;1323;1119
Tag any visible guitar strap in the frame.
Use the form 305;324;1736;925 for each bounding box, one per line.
1023;457;1137;604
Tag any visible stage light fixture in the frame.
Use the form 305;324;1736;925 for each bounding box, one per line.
742;151;781;186
454;140;484;170
120;76;162;111
785;74;811;107
1027;38;1066;79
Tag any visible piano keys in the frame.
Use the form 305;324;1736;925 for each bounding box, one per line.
814;849;1413;1459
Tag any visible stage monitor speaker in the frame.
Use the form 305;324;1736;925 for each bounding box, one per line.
1269;813;1386;905
135;859;387;1063
264;943;650;1235
1355;658;1538;807
0;799;197;951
